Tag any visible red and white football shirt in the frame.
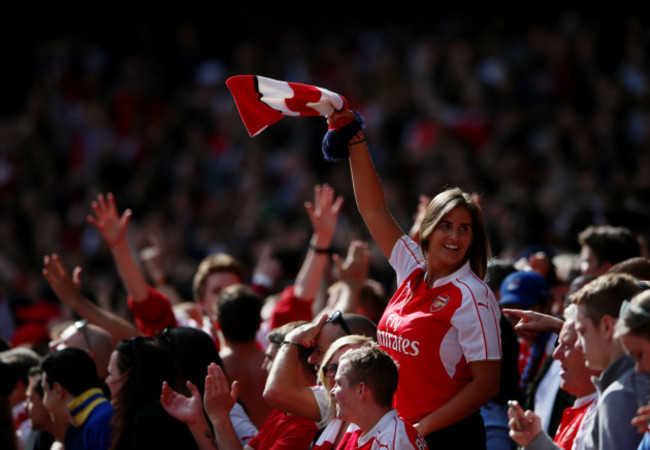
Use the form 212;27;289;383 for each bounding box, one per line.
378;236;502;424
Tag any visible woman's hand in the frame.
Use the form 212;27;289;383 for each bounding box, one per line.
161;380;203;426
204;363;238;425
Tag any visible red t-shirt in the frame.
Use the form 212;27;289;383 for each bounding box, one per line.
553;393;597;450
246;408;318;449
378;236;502;424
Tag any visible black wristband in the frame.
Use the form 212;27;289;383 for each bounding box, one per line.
282;340;301;347
309;242;334;254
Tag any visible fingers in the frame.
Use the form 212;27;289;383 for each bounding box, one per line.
501;308;530;319
186;380;200;398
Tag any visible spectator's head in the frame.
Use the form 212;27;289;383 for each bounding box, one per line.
485;258;516;300
358;280;388;325
551;304;600;398
0;347;41;407
615;289;650;373
608;256;650;282
571;273;644;371
499;271;549;329
48;320;114;379
330;343;398;428
212;284;262;344
578;225;641;276
318;334;374;425
192;253;246;314
264;320;309;375
24;367;53;432
158;326;223;397
309;312;377;366
40;348;102;423
106;336;185;450
419;187;490;279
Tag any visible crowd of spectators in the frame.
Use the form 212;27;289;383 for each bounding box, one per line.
1;11;649;346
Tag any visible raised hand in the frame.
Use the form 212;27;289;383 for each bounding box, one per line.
304;184;344;245
334;240;369;287
42;254;84;304
204;363;238;425
87;192;132;247
161;380;204;426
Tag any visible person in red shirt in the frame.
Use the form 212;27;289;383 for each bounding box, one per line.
326;110;501;449
329;344;427;450
507;304;600;450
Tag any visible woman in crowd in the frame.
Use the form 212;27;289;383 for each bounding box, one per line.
326;110;502;448
105;336;198;450
615;289;650;449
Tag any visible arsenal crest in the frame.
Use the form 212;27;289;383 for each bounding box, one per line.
430;294;450;312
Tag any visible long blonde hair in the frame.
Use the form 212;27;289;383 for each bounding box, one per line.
317;334;374;427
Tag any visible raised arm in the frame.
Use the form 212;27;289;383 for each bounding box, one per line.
327;111;403;259
293;183;343;300
161;381;215;450
321;240;370;316
42;254;140;342
87;192;149;302
263;315;328;422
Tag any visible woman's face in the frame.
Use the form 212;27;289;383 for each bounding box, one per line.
322;345;358;391
105;350;126;406
620;333;650;374
425;206;473;278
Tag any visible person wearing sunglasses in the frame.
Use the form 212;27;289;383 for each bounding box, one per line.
48;320;114;380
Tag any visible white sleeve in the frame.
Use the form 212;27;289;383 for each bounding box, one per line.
452;281;502;362
388;235;426;286
310;385;330;428
229;402;258;445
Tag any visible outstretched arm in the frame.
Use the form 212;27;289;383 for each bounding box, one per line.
502;309;564;335
293;183;343;301
42;254;140;342
87;192;149;302
327;111;403;259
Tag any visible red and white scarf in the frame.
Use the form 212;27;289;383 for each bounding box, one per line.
226;75;347;136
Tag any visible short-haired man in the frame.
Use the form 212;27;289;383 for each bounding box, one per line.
24;367;68;450
40;348;113;450
572;273;648;449
212;283;271;428
330;344;427;449
507;304;601;449
577;225;640;277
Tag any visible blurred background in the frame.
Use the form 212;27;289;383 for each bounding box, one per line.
1;9;649;344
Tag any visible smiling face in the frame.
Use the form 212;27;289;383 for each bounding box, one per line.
424;206;473;280
552;319;599;397
330;359;358;423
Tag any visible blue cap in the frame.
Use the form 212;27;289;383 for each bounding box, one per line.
498;271;549;309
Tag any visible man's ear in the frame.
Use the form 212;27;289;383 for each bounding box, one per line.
53;381;65;400
600;314;616;341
